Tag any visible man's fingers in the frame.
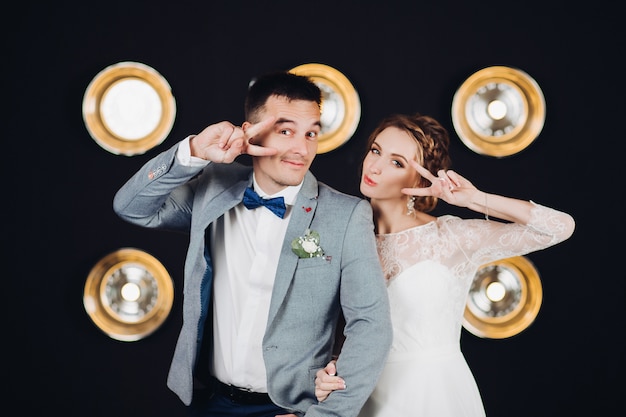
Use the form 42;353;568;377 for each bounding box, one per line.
246;144;278;157
245;116;276;144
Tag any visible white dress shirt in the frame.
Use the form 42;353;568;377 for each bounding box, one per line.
177;137;301;392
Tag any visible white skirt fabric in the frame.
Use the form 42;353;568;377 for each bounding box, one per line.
358;348;486;417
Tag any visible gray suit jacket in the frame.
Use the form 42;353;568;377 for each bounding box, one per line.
113;142;392;416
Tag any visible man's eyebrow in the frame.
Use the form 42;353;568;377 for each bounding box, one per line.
274;118;322;129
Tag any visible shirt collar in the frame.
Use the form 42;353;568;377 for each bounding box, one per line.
251;174;302;206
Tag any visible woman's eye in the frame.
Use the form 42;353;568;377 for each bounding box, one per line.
392;160;404;168
371;148;380;155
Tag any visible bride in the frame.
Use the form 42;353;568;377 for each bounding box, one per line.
314;112;575;417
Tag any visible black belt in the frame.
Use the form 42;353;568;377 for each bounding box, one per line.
212;378;273;405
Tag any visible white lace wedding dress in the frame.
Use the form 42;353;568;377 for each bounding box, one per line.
358;202;574;417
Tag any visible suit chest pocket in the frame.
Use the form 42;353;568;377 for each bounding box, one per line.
294;258;339;291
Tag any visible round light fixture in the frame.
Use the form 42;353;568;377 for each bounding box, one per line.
451;66;546;157
289;63;361;154
83;248;174;342
463;256;543;339
82;61;176;156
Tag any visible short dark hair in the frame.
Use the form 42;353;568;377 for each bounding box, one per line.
245;71;322;122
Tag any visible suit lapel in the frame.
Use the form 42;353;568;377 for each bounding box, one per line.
200;176;252;226
267;172;319;324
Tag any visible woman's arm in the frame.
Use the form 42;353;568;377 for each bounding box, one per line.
403;160;574;229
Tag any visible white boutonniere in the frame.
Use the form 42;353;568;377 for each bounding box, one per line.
291;229;324;258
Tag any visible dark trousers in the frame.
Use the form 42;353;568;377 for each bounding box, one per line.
189;389;295;417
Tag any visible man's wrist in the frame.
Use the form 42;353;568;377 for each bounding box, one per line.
177;136;209;167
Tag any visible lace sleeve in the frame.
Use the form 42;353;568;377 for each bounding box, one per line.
376;202;574;281
526;201;576;244
446;201;575;268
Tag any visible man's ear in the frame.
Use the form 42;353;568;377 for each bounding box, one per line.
241;121;259;145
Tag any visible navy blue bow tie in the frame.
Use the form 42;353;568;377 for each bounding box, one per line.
242;187;287;218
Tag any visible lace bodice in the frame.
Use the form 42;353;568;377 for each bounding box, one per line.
374;202;575;353
376;202;575;283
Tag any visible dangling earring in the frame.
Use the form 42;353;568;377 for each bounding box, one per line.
406;196;416;216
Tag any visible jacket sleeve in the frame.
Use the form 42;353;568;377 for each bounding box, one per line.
112;142;205;233
306;199;393;417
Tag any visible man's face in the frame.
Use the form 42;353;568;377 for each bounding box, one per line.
246;95;321;194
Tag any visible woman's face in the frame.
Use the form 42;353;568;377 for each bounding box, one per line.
360;126;420;201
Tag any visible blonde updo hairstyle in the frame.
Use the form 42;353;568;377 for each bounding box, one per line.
363;113;451;213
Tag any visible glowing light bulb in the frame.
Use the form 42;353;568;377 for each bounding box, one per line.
486;281;506;302
121;282;141;302
487;100;507;120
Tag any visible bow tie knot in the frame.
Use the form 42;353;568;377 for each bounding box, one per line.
242;187;287;218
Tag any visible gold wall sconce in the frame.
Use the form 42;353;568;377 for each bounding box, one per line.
451;66;546;157
82;61;176;156
463;256;543;339
83;248;174;342
289;63;361;154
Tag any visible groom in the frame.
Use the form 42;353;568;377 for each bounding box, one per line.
113;71;392;416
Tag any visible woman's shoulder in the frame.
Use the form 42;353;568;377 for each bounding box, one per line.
435;214;465;226
385;215;464;236
434;214;490;235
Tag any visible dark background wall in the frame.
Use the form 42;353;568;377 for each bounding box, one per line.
7;1;624;416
